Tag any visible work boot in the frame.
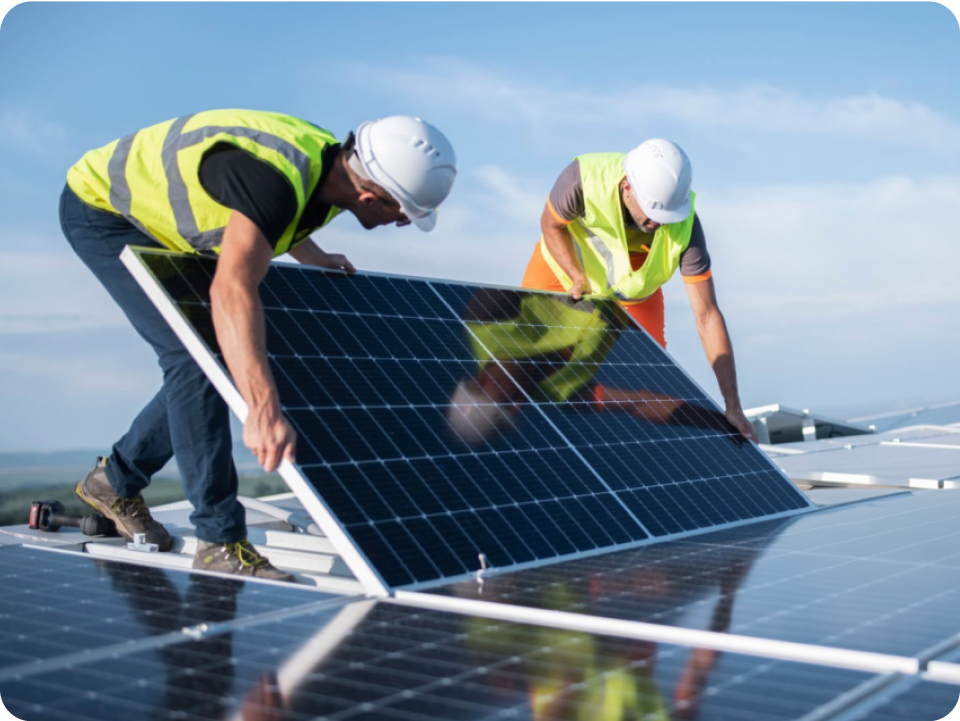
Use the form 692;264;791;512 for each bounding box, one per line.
75;458;174;552
193;539;296;583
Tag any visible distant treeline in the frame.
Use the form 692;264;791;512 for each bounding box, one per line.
0;475;289;529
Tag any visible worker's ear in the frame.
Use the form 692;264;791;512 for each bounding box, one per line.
356;189;378;206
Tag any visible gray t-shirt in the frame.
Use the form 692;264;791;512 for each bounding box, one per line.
548;159;712;279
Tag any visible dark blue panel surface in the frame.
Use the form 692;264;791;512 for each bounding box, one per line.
0;600;876;721
843;677;960;720
137;251;809;589
0;545;337;672
428;490;960;658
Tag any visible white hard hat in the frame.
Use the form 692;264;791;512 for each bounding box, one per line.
624;139;692;224
352;116;457;232
447;380;515;445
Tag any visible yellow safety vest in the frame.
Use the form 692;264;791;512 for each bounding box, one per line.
467;294;616;403
539;153;697;302
466;585;669;721
67;109;342;256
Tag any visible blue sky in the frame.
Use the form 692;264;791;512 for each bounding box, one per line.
0;2;958;453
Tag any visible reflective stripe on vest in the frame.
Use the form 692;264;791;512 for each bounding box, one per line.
67;110;339;256
539;152;696;302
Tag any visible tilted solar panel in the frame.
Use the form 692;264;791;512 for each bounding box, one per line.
123;248;811;593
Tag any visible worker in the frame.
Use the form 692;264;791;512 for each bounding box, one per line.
60;110;457;580
521;139;757;442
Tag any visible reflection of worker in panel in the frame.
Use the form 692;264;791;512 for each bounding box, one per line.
61;111;456;579
520;141;756;442
463;540;762;720
98;561;242;720
448;290;736;446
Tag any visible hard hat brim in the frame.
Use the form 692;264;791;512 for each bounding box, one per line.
408;207;437;232
641;196;692;225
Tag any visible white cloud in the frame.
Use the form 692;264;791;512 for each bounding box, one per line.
290;205;533;288
0;350;157;395
0;250;128;334
340;58;960;152
655;173;960;408
475;165;545;225
0;108;67;158
693;173;960;325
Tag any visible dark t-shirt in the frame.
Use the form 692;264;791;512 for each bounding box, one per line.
197;142;339;249
548;159;711;279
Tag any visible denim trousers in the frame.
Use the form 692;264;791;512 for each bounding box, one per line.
59;185;245;543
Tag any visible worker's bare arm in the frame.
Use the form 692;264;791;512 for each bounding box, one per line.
287;238;356;273
211;211;296;472
540;204;588;300
685;278;757;442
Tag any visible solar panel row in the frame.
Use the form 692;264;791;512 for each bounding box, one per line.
426;488;960;660
0;547;899;721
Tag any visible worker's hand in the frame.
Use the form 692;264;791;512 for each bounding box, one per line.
244;404;297;473
316;251;356;274
725;405;757;443
568;272;588;301
241;673;283;721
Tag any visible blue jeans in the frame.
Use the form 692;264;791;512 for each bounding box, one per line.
59;185;245;543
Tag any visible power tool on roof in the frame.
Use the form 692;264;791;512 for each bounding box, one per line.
28;500;118;537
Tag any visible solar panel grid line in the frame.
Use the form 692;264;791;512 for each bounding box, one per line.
394;591;921;676
120;247;393;598
534;544;959;649
792;674;905;721
238;255;592;584
129;249;815;592
268;270;656;585
3;594;884;721
719;556;960;650
603;323;814;514
429;282;674;536
0;591;355;686
520;316;807;516
0;546;357;684
824;675;960;721
121;248;246;416
427;282;691;560
266;258;800;568
425;494;960;665
744;498;960;558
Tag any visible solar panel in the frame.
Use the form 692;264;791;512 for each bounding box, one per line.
0;545;343;676
837;676;960;721
0;592;881;721
123;248;812;592
420;489;960;660
774;438;960;489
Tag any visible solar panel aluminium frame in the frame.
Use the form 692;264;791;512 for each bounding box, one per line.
122;247;391;597
121;246;814;597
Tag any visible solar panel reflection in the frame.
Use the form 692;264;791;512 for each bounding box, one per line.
133;251;809;589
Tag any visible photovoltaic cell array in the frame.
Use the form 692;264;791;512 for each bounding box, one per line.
0;547;883;721
130;250;810;589
429;489;960;659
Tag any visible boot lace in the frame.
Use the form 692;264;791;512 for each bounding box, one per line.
226;540;271;570
112;495;153;520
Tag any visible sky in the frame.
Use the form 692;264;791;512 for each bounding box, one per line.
0;2;958;453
